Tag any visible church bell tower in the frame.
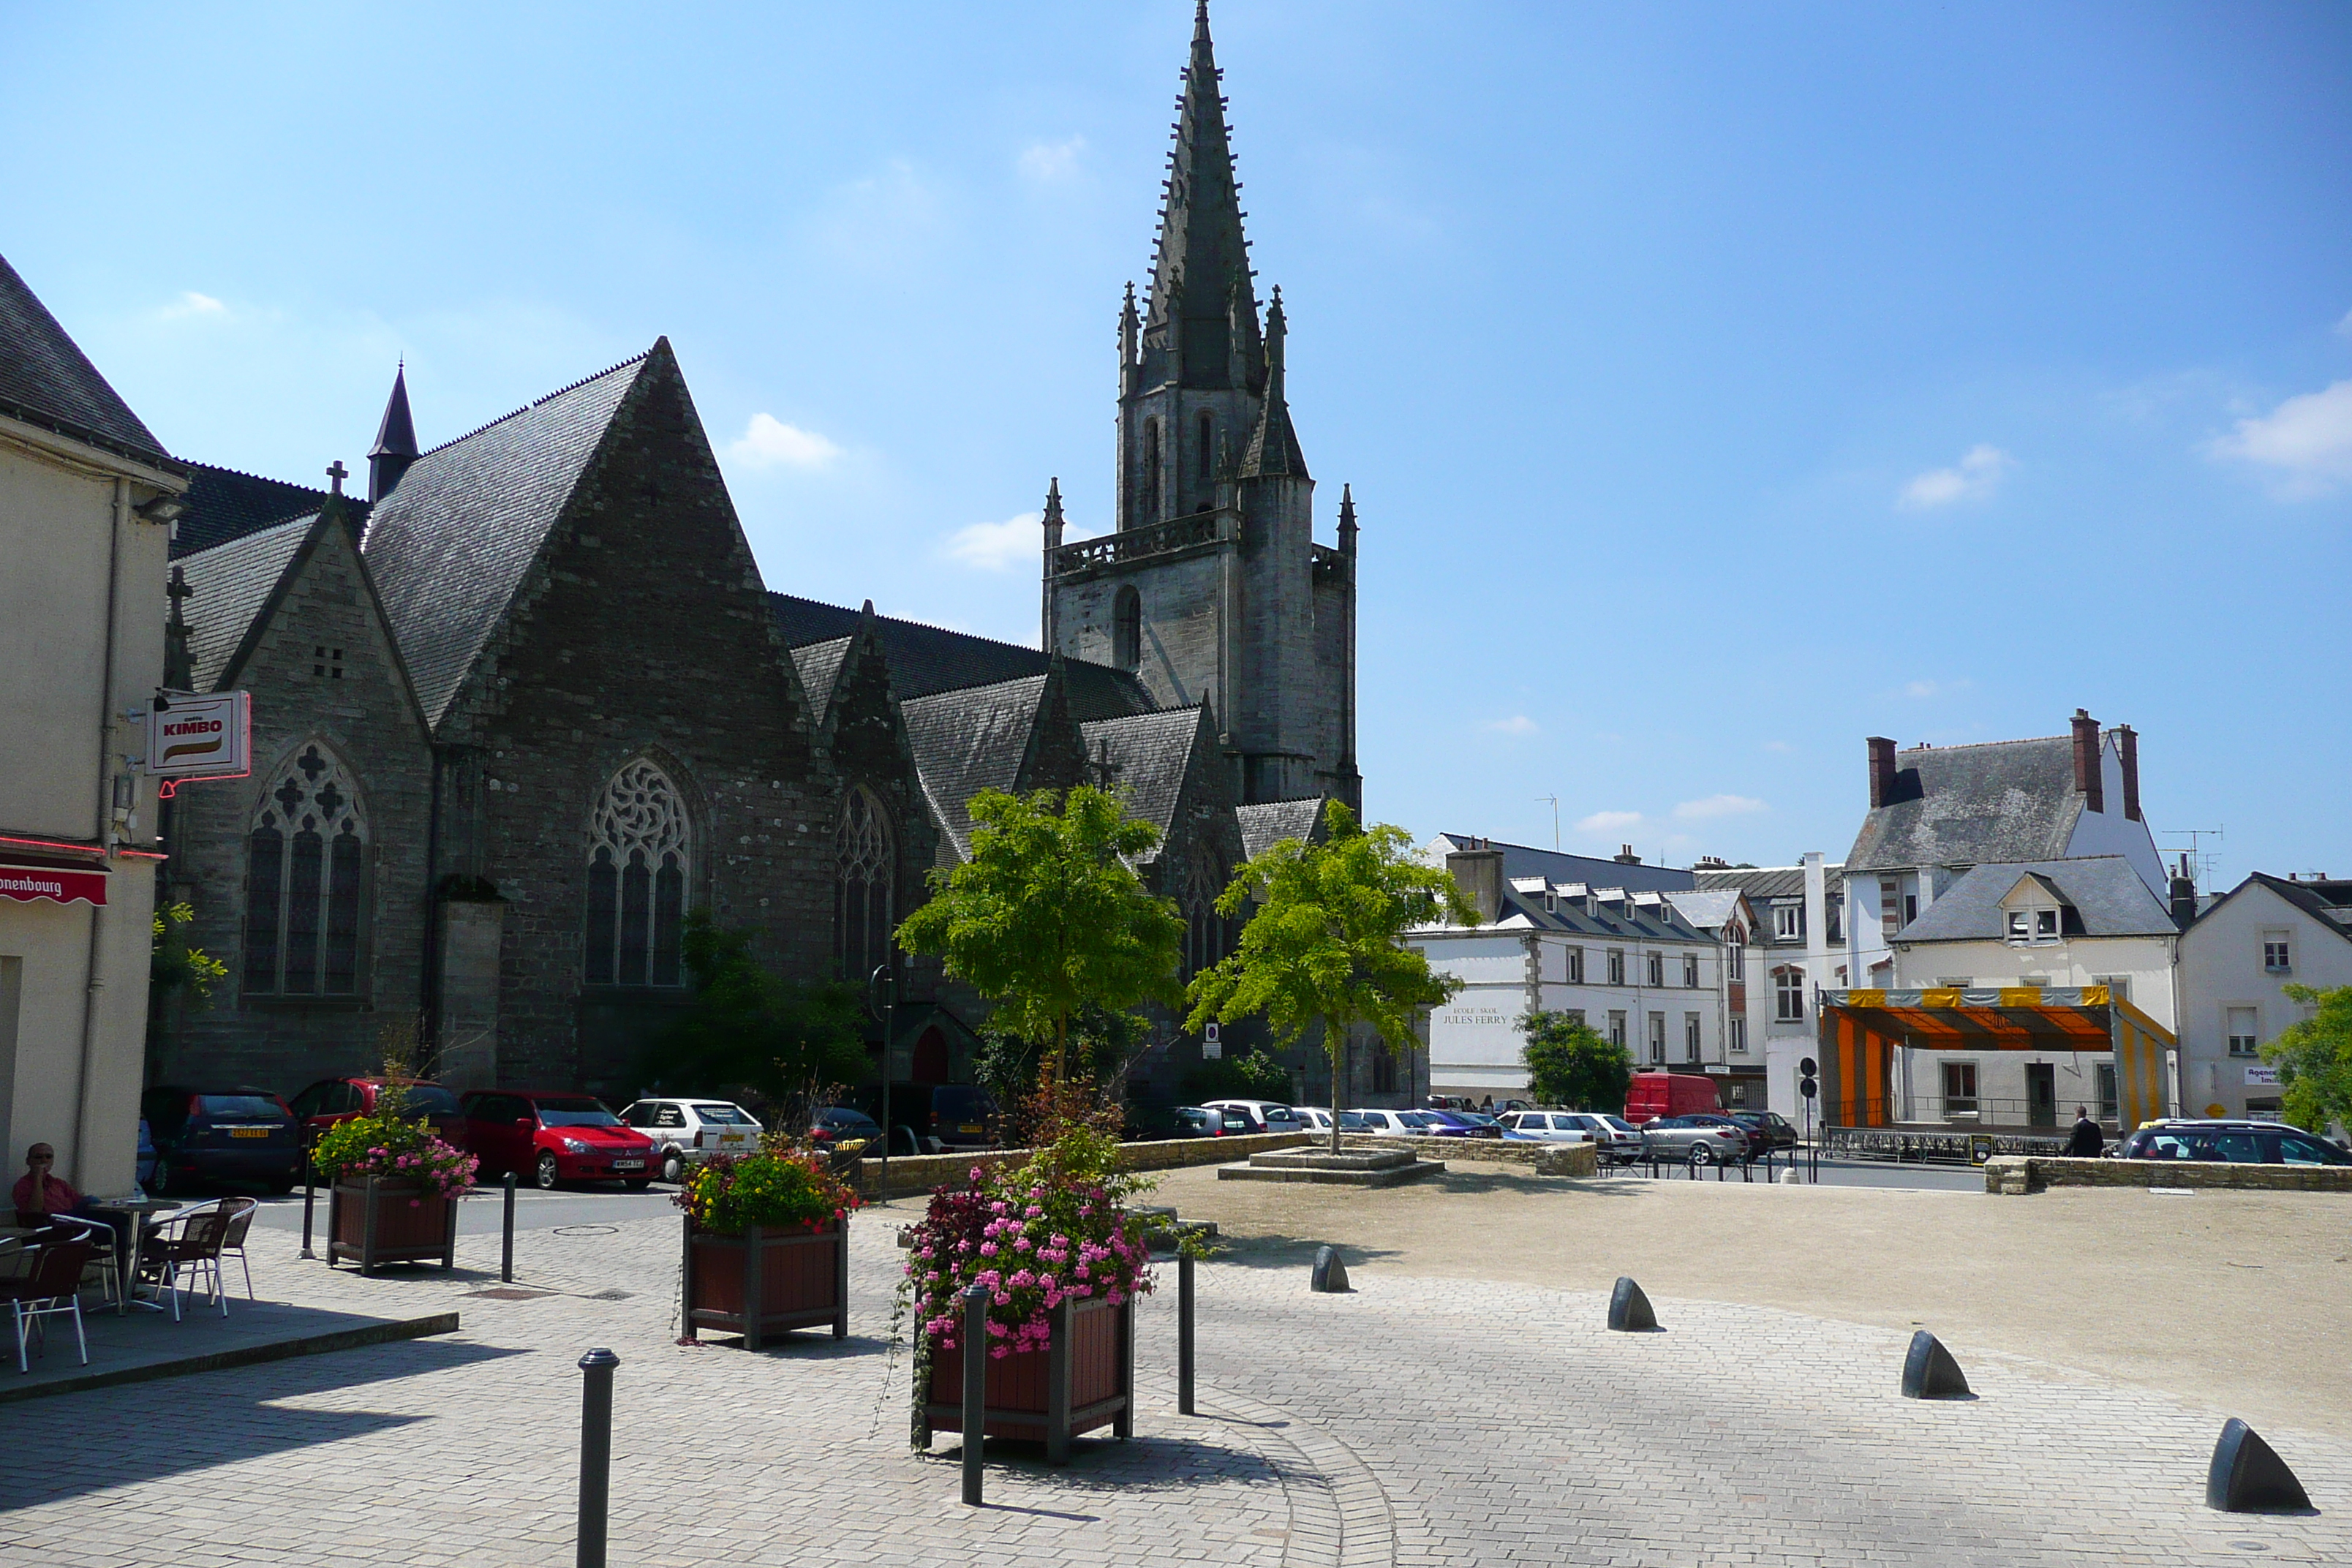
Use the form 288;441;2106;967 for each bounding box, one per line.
1044;0;1360;811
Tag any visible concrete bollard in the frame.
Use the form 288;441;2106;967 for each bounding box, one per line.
1310;1245;1350;1293
1899;1330;1971;1398
2207;1419;2313;1514
1607;1275;1657;1332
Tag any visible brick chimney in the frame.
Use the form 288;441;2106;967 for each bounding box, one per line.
2168;853;2198;928
1444;848;1504;924
1867;736;1897;809
2117;724;2141;822
2070;709;2103;813
1614;845;1641;864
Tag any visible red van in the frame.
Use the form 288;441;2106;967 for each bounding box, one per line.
1624;1071;1721;1123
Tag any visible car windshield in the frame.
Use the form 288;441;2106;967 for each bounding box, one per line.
821;1108;881;1131
1397;1112;1436;1128
197;1095;283;1120
402;1086;461;1115
693;1104;757;1126
534;1099;620;1127
1603;1117;1637;1131
1337;1113;1371;1130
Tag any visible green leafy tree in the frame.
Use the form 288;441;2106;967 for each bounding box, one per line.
973;1004;1152;1107
647;910;867;1115
2262;984;2352;1134
1185;801;1479;1152
895;785;1186;1084
150;901;226;1004
1520;1011;1633;1111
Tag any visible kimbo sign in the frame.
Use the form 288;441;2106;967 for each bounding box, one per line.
146;691;250;780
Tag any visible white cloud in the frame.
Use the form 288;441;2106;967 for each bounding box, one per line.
158;290;227;320
2207;379;2352;498
1898;443;2013;510
942;511;1044;572
1673;794;1766;821
1482;715;1538;736
1903;677;1972;700
2336;308;2352;339
1018;136;1086;183
1575;810;1643;834
726;413;843;472
1762;740;1795;754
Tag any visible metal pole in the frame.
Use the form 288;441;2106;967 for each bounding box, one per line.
502;1171;517;1283
298;1169;316;1259
961;1283;988;1506
1178;1251;1196;1416
576;1347;618;1568
883;964;895;1188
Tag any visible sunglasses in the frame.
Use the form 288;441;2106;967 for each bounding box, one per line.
28;1156;53;1164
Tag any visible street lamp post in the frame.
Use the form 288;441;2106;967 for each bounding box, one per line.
869;960;897;1187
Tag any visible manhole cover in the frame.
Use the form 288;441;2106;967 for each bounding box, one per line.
551;1224;619;1237
584;1289;634;1301
464;1287;554;1300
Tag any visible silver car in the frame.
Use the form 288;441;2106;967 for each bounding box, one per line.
1638;1115;1749;1164
618;1098;764;1184
1496;1110;1591;1145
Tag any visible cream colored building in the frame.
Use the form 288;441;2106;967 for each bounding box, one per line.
1;254;187;1193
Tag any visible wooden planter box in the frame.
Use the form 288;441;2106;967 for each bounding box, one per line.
922;1295;1133;1463
327;1179;459;1274
681;1216;849;1349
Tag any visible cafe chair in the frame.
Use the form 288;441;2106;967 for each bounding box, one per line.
44;1215;123;1309
144;1200;236;1321
0;1235;94;1372
219;1197;260;1298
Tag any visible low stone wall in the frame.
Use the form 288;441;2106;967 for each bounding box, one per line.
1338;1134;1598;1178
851;1131;1313;1200
1984;1156;2352;1196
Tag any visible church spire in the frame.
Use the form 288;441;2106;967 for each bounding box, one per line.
1338;483;1357;555
367;360;419;503
1240;286;1307;478
1141;0;1259;391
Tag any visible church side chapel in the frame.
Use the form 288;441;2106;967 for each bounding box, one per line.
149;1;1372;1116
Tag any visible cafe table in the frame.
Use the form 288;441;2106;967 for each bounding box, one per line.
86;1196;179;1313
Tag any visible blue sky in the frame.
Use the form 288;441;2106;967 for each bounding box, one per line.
7;2;2349;887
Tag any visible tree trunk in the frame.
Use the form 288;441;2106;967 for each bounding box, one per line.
1328;1016;1344;1156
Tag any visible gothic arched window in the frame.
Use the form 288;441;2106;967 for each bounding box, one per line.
834;785;895;983
585;758;691;987
1112;586;1142;671
1196;412;1214;480
244;742;366;996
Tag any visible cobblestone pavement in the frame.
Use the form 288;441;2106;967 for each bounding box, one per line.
0;1199;2343;1567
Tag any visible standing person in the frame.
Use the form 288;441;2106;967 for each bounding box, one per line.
2065;1107;2103;1158
1480;1095;1494;1112
12;1144;84;1224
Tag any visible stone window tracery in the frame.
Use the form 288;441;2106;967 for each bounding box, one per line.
585;758;690;987
834;785;895;984
244;742;366;996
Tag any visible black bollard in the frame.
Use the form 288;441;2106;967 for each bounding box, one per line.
576;1348;619;1568
1900;1330;1971;1399
502;1171;518;1283
1177;1251;1196;1416
298;1169;317;1260
1310;1244;1350;1293
961;1283;989;1506
2207;1418;2313;1514
1607;1275;1657;1332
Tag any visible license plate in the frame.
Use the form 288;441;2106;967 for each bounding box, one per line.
612;1159;644;1169
959;1124;984;1135
229;1128;272;1139
719;1134;746;1145
837;1139;868;1155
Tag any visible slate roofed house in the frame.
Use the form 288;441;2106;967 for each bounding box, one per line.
1843;711;2165;987
2176;870;2352;1122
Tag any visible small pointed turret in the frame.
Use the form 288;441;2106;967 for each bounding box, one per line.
1338;483;1357;555
1240;287;1308;478
1042;477;1066;551
1118;284;1140;390
367;361;419;502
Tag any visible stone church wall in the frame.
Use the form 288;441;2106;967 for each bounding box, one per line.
1053;546;1226;715
158;520;435;1094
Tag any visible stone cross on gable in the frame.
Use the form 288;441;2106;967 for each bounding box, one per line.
1085;739;1123;789
165;565;193;625
326;459;348;495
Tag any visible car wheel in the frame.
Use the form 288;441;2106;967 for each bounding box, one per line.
535;1152;561;1191
1688;1143;1715;1166
266;1175;298;1196
660;1151;685;1186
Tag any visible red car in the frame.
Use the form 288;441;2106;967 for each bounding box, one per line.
287;1077;463;1146
455;1090;657;1190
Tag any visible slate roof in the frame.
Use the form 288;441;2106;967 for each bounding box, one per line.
1079;706;1206;856
1893;857;2178;943
790;637;853;728
899;676;1053;861
1237;798;1327;860
1844;736;2083;873
363;351;649;728
0;250;176;469
770;594;1152;722
2198;873;2352;946
173;464;366;559
175;516;314;691
1662;889;1745;932
1692;864;1814;901
1424;836;1696;895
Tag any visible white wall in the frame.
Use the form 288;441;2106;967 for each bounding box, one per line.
2177;883;2352;1120
1891;934;2179;1030
2062;737;2167;899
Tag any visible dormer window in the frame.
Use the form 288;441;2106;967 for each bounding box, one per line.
1774;904;1802;941
2005;906;2061;946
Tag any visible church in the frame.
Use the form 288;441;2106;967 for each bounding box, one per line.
150;3;1388;1116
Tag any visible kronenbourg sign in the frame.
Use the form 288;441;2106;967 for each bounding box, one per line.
146;691;250;779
